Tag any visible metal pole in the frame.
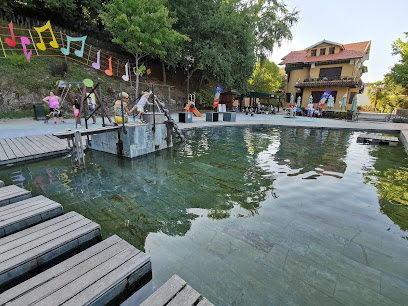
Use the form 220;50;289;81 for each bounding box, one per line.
120;81;126;133
99;84;105;127
152;84;156;134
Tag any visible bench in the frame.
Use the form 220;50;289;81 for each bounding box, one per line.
0;185;31;207
0;211;101;292
140;274;214;306
0;235;151;306
0;195;63;238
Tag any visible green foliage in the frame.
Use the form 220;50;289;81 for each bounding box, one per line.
8;53;30;69
367;78;408;112
249;59;282;93
388;33;408;89
0;109;34;119
194;88;215;108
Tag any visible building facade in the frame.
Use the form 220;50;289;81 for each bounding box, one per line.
280;40;371;110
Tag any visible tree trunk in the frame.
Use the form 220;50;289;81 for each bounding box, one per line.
162;61;167;84
135;54;139;99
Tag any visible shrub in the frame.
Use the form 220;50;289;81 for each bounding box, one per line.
50;61;69;77
8;53;29;69
194;89;215;108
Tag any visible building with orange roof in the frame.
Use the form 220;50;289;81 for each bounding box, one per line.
280;40;371;110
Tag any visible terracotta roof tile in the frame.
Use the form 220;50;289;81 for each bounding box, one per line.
279;41;370;65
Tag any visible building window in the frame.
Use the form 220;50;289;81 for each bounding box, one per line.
311;49;317;57
320;48;326;56
287;71;291;83
286;93;291;102
329;47;335;54
319;67;342;80
348;92;357;104
312;91;338;104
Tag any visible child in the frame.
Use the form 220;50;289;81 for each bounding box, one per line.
87;95;97;124
73;99;81;127
45;103;64;124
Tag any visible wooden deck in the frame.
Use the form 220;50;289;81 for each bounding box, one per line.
0;185;31;207
0;211;101;292
140;274;214;306
357;133;399;146
0;135;68;167
0;235;151;306
0;196;63;238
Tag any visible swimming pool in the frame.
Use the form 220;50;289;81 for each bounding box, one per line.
1;126;407;305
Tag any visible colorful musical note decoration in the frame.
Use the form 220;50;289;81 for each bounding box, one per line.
105;56;113;76
20;36;32;62
5;22;16;47
92;50;101;69
34;21;59;51
60;35;87;57
122;62;129;81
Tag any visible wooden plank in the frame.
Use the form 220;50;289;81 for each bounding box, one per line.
0;212;77;248
3;139;25;158
43;135;67;150
0;185;31;207
23;137;48;154
0;196;63;237
13;137;42;156
7;239;132;305
32;135;63;151
42;249;149;306
0;213;101;290
0;235;123;305
197;298;215;306
53;126;120;139
7;138;31;158
0;143;8;161
140;274;186;306
0;139;16;160
167;285;201;306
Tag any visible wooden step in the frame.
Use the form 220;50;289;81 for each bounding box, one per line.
0;235;151;306
0;195;63;238
140;274;214;306
0;181;4;188
0;185;31;207
0;211;101;293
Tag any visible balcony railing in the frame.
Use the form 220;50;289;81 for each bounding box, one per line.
295;76;362;88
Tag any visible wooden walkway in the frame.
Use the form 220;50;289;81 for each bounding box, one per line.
0;235;150;306
0;195;63;238
0;211;101;292
357;133;399;146
140;274;214;306
0;185;31;207
0;135;68;167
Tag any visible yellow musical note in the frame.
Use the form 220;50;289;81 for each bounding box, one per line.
34;21;59;51
61;35;87;57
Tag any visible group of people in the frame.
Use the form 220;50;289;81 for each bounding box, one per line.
42;90;153;126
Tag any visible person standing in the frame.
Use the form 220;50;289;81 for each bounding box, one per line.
43;91;65;123
307;100;314;118
87;95;97;124
136;91;153;123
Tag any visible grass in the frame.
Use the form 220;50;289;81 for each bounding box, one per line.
0;109;34;119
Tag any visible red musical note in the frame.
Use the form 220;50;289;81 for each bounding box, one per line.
105;56;113;76
5;21;16;47
92;50;100;69
20;36;32;62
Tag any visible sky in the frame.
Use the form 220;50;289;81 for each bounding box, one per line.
270;0;407;83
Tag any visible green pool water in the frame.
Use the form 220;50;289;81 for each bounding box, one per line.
1;126;408;305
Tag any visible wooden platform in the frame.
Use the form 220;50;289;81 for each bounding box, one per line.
0;135;69;167
357;133;399;146
0;195;63;238
0;235;151;306
0;185;31;207
53;126;120;139
140;274;214;306
0;211;101;292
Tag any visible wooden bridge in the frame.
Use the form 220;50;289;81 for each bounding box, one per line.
0;182;214;305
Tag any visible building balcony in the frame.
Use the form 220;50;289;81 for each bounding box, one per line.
295;77;362;89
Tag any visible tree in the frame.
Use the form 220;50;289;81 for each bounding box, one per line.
388;33;408;90
101;0;187;96
248;0;299;59
249;59;282;93
367;77;408;112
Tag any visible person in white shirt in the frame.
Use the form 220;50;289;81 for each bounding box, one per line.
136;91;153;123
307;102;314;117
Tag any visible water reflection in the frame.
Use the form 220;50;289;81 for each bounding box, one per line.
364;144;408;232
